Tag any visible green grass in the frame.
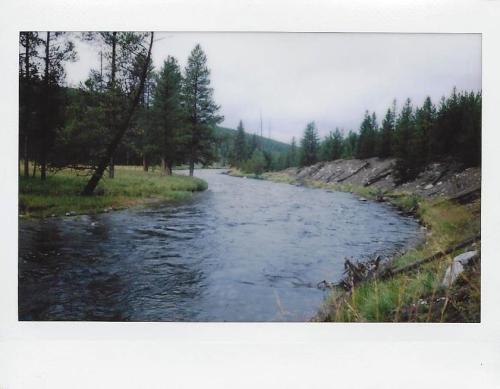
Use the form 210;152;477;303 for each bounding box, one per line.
264;170;481;322
19;165;208;218
227;168;264;180
322;197;481;322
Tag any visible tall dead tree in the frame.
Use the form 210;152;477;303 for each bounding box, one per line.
19;32;41;177
38;31;76;180
108;32;117;178
81;32;154;196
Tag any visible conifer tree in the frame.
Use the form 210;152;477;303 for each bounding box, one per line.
320;128;343;161
151;56;184;175
413;96;436;166
394;98;417;183
38;31;77;180
378;101;396;158
287;136;298;167
232;120;247;167
356;111;377;159
342;130;358;159
19;32;42;177
182;44;223;176
299;122;320;167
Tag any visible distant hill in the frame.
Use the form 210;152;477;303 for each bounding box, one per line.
214;126;290;153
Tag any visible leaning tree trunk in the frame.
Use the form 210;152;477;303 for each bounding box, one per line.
81;33;154;196
109;156;115;178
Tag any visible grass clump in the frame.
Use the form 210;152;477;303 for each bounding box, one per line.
19;165;208;218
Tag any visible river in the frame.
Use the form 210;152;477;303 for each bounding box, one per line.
18;169;422;321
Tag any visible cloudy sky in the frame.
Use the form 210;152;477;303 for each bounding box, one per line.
65;32;481;144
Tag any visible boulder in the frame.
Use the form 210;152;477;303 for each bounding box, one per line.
441;250;478;288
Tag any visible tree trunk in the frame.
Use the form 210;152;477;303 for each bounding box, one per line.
23;135;29;178
82;33;154;196
40;31;50;181
23;34;30;178
142;155;149;171
189;159;194;176
32;160;37;178
160;157;173;175
109;157;115;178
107;32;117;179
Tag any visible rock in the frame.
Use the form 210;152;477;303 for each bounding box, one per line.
424;184;434;190
441;250;478;287
437;181;443;186
51;214;56;217
65;212;70;216
69;211;76;216
453;250;478;265
359;197;367;202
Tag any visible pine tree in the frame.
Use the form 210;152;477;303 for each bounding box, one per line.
287;136;298;167
342;130;358;159
299;122;320;167
38;32;77;180
182;44;223;176
378;102;396;158
151;56;184;175
413;96;436;167
19;32;42;178
394;98;417;183
232;120;247;167
356;111;377;159
320;128;343;161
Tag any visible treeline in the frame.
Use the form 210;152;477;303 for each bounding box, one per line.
294;89;481;183
19;31;223;194
225;121;292;174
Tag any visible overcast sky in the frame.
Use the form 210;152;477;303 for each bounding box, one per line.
65;32;481;144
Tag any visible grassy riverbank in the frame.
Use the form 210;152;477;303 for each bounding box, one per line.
262;171;481;322
19;166;208;218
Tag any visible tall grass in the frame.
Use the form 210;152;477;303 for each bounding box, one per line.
19;165;207;217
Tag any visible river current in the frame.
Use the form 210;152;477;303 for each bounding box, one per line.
18;169;421;321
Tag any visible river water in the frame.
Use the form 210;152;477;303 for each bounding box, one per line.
18;169;422;321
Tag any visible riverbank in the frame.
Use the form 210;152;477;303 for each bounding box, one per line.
229;158;481;322
19;166;208;218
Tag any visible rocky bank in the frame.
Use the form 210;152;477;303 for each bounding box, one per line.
278;157;481;199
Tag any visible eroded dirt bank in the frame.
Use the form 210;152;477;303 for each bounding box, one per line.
277;157;480;200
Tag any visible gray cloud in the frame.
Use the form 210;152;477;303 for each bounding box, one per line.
65;32;481;143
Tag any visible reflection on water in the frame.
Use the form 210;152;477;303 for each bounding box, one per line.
19;170;422;321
